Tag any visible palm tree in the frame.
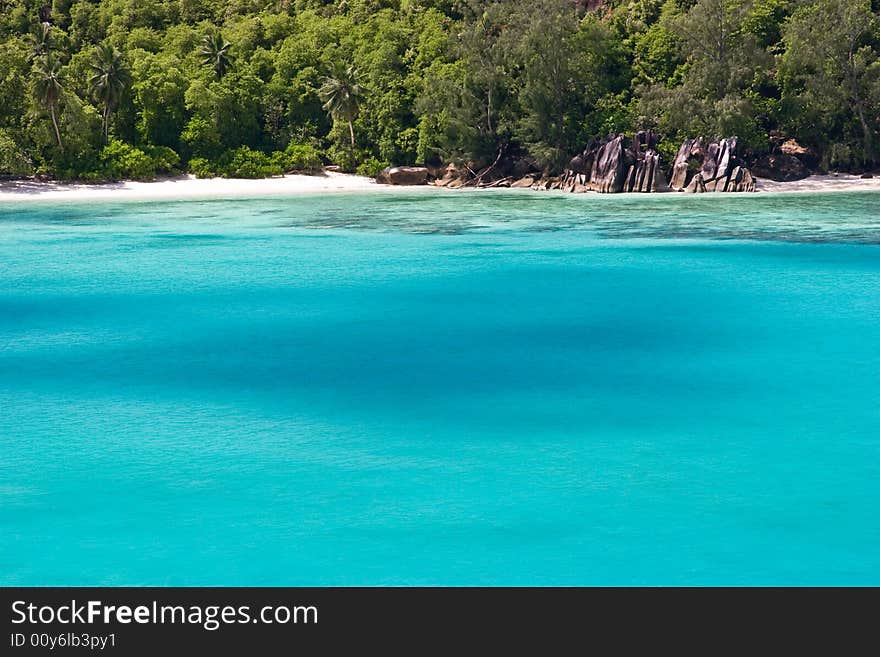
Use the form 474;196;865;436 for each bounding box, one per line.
28;22;52;61
33;55;64;150
199;32;231;80
89;44;130;141
318;64;364;150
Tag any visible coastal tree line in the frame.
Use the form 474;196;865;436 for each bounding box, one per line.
0;0;878;181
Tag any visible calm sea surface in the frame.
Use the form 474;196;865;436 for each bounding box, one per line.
1;190;879;585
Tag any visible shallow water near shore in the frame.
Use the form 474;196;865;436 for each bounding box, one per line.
1;190;879;585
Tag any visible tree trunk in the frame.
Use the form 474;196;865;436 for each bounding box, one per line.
486;88;493;135
847;60;874;166
855;103;873;167
103;106;110;142
348;120;355;150
50;103;63;151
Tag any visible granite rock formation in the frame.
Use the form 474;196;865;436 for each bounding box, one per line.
670;137;755;193
588;134;630;193
621;130;670;193
561;131;669;193
424;134;756;193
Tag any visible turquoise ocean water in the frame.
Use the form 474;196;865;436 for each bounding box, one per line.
1;190;879;585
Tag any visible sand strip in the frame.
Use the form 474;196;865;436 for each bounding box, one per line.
0;172;383;203
1;172;880;202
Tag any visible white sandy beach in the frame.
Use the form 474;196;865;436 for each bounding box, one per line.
0;171;381;202
754;174;880;193
1;171;879;202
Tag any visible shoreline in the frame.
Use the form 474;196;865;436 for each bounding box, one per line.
752;174;880;193
0;171;383;203
1;171;879;203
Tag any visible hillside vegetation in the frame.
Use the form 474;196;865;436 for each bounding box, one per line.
1;0;878;180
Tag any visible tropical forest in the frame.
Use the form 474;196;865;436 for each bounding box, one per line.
0;0;878;181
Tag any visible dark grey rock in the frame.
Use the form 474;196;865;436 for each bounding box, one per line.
671;136;754;192
376;166;429;186
751;153;808;182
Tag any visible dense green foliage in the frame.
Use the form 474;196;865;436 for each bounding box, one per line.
0;0;878;180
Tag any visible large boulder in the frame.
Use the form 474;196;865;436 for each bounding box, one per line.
376;166;429;186
589;135;631;193
781;139;818;169
620;131;670;192
432;163;461;187
727;166;755;192
567;138;601;176
560;172;590;193
567;154;589;175
511;176;535;188
715;137;736;179
701;141;721;179
751;153;809;182
670;138;704;190
670;136;754;192
560;131;668;193
684;173;707;194
616;149;669;193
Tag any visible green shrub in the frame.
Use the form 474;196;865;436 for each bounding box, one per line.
180;116;222;160
283;142;323;173
101;140;156;181
0;128;31;176
356;157;389;178
269;151;288;171
143;145;181;175
216;146;283;179
188;157;217;178
326;145;358;173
